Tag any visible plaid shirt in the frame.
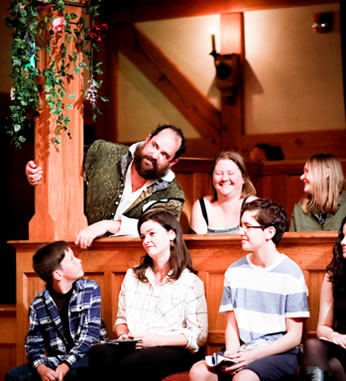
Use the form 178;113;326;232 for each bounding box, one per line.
115;268;208;353
25;279;108;369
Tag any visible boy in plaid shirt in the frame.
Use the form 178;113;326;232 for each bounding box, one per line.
6;241;107;381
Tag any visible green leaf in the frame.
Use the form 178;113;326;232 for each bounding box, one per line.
67;104;73;111
69;93;75;100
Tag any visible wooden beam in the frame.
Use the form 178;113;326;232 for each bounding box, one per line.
102;0;335;24
112;24;221;138
241;129;346;160
219;13;245;151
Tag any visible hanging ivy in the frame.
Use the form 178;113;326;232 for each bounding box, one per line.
6;0;108;147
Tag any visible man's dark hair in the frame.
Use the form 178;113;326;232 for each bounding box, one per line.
256;144;284;161
33;241;70;283
241;199;287;244
149;124;186;160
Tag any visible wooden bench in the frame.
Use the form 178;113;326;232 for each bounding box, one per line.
9;231;335;370
0;304;16;380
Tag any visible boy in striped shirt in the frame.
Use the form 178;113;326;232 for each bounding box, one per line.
190;199;310;381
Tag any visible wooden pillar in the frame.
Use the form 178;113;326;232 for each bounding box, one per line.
220;13;244;152
28;4;88;241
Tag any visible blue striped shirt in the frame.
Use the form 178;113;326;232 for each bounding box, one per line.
219;254;310;345
25;279;108;369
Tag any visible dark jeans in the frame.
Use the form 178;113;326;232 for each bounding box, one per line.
301;338;346;381
88;343;193;381
5;356;89;381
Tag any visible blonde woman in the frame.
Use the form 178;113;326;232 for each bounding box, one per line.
290;153;346;231
190;152;257;234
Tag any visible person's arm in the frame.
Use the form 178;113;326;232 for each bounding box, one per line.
224;311;241;355
137;276;208;351
114;270;132;338
190;198;208;234
26;301;81;380
62;281;103;368
317;273;346;348
75;219;121;249
135;333;188;349
25;160;43;186
25;304;51;370
174;277;208;352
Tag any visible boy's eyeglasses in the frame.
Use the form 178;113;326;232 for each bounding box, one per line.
237;224;263;232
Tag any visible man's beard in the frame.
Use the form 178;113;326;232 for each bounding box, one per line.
133;144;169;180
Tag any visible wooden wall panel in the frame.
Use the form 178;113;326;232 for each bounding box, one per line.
305;270;325;337
0;344;16;381
0;306;16;379
110;273;126;335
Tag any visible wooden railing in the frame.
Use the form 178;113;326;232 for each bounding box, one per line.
9;231;336;369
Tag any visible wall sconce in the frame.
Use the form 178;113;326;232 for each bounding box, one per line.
312;12;333;33
210;32;241;105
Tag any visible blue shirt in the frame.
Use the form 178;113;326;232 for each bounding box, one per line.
25;279;107;369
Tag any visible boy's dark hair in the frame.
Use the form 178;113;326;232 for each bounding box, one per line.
256;144;284;161
33;241;70;283
241;199;287;244
149;124;186;160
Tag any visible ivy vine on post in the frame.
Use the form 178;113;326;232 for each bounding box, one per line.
6;0;108;148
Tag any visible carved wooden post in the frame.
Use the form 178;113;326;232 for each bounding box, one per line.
29;3;87;241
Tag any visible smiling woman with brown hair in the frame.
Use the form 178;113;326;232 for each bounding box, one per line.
190;151;257;234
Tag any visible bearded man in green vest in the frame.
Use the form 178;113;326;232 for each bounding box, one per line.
26;125;185;248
